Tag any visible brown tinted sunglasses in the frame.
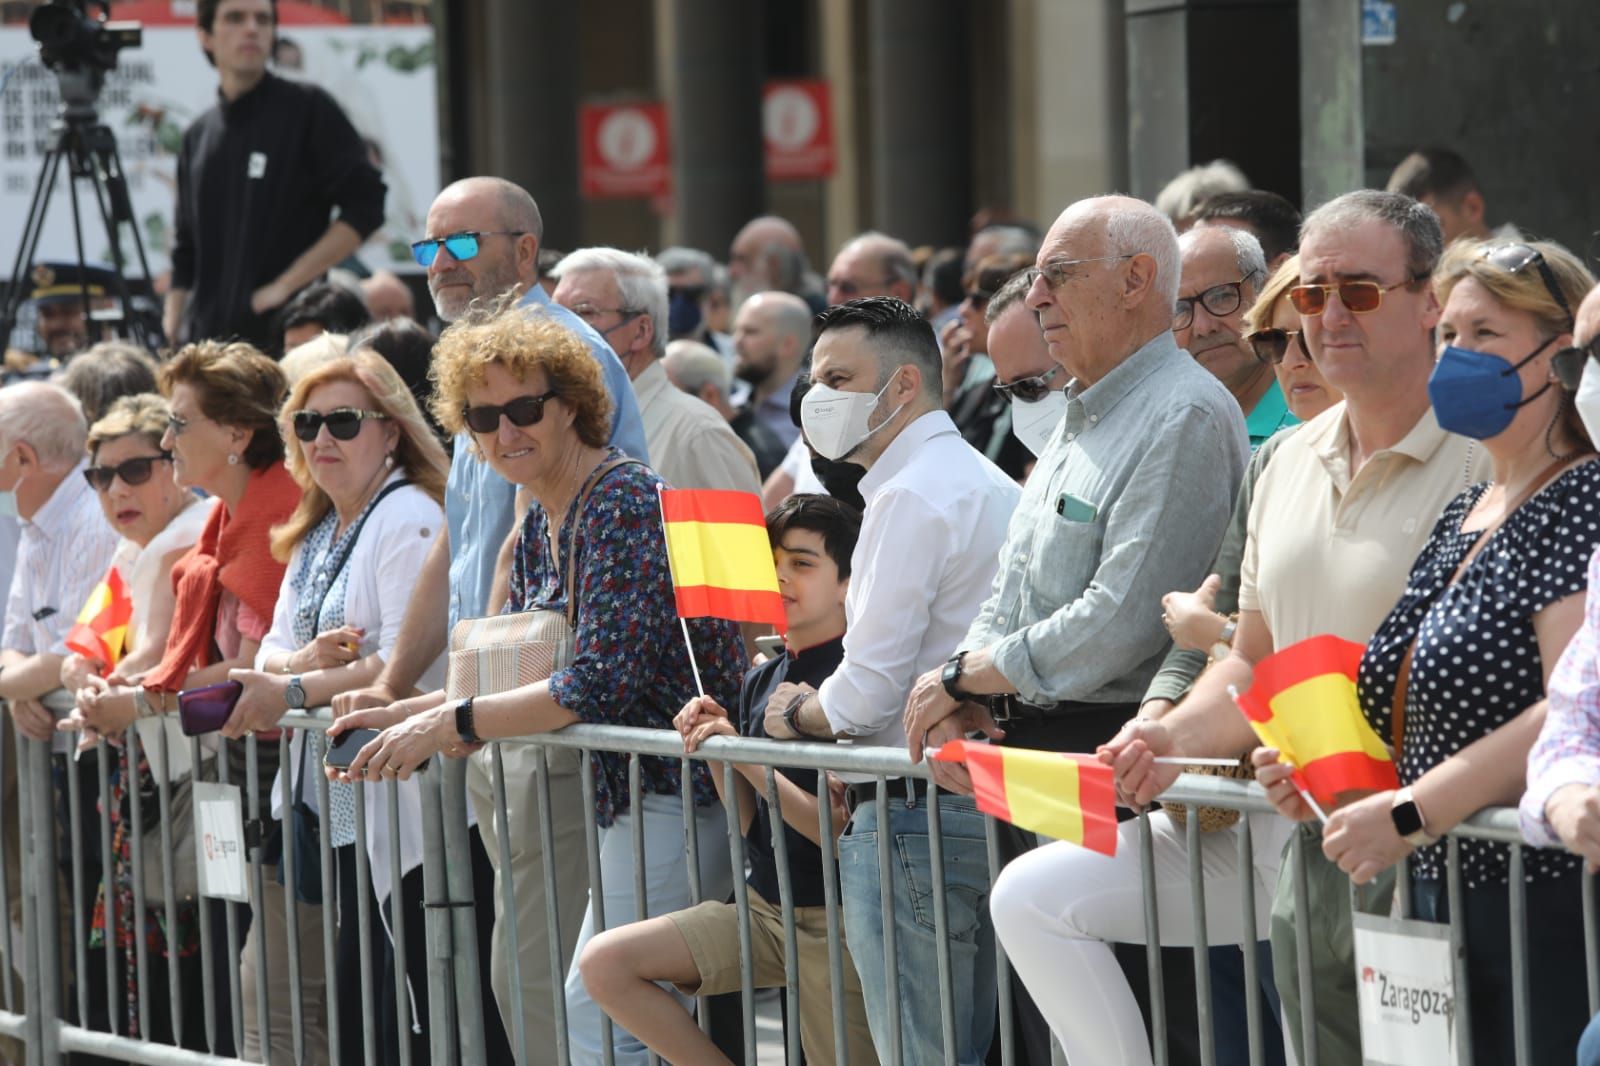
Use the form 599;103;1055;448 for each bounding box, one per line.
1247;328;1308;365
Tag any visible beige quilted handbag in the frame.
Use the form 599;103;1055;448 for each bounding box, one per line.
445;457;640;700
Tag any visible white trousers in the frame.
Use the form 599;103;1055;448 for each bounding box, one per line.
991;809;1292;1066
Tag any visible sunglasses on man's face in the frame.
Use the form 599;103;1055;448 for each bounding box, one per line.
1552;336;1600;392
992;364;1063;403
1247;328;1309;366
292;407;389;443
462;390;559;435
409;230;525;268
82;453;172;492
1287;277;1420;317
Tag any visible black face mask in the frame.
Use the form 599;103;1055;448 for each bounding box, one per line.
810;452;866;512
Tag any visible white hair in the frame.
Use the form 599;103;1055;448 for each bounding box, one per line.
0;381;87;471
656;247;716;283
280;332;349;389
551;247;670;359
1179;226;1268;288
1154;159;1251;223
1102;198;1183;308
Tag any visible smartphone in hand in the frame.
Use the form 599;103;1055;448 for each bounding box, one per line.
177;680;243;737
324;728;430;774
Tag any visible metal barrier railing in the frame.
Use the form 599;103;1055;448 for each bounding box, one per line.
0;705;1590;1065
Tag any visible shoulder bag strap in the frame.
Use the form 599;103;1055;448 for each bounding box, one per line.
1390;456;1574;756
561;458;647;625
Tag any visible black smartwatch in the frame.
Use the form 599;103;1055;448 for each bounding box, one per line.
1389;787;1438;847
454;696;479;746
940;651;969;700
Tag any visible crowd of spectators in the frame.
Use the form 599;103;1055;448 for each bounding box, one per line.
6;3;1600;1064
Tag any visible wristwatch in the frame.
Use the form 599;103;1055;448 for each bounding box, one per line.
284;675;306;710
941;651;969;700
454;696;479;746
1389;787;1439;848
782;693;813;740
1209;618;1238;663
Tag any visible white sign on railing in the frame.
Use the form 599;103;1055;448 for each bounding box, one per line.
1353;911;1460;1065
194;780;248;902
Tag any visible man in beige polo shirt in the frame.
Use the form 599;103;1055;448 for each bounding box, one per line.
1105;189;1492;1066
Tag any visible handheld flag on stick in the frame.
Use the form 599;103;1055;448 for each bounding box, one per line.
658;488;786;695
930;741;1119;855
1232;634;1398;811
65;565;133;671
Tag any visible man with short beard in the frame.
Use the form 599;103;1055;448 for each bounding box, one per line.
335;176;647;1058
733;291;813;449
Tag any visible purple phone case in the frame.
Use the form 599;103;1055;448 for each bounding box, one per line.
177;680;243;736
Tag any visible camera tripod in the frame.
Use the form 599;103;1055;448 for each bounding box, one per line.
0;83;164;356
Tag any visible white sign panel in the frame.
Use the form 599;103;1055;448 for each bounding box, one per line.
1352;910;1460;1065
0;25;439;281
194;780;248;902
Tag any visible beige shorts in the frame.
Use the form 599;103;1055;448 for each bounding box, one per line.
669;892;878;1065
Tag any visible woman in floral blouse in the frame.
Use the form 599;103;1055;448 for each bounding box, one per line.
335;306;743;1065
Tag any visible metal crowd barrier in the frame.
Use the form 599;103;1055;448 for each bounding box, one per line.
0;703;1593;1065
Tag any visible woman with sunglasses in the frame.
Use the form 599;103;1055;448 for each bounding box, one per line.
227;349;448;1066
1254;239;1598;1061
134;340;304;1061
1149;256;1344;702
332;309;745;1065
57;394;215;1048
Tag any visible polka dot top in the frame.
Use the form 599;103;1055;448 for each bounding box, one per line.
1358;461;1600;886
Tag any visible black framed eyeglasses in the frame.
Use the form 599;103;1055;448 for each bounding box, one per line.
992;364;1063;403
82;453;173;492
1552;336;1600;391
1481;242;1575;331
1174;279;1250;331
409;230;526;268
1247;328;1309;366
462;390;560;435
292;407;390;443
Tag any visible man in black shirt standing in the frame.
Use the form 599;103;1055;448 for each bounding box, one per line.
163;0;386;351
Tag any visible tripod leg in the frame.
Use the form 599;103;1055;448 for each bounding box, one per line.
64;128;104;349
82;124;165;350
0;146;68;349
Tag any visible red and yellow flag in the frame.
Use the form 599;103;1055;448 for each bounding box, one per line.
659;489;786;632
65;565;134;671
1233;634;1398;809
930;741;1119;855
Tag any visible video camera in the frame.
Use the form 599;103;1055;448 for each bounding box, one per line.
28;0;141;108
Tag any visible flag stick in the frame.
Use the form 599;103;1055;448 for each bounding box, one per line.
1151;756;1246;767
656;485;707;698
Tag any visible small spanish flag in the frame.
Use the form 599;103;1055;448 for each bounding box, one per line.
930;741;1119;855
1233;634;1398;809
65;565;134;671
659;489;787;632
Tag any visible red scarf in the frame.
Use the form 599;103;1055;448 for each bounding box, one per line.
143;462;302;694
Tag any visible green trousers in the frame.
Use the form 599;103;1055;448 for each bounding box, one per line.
1268;822;1396;1066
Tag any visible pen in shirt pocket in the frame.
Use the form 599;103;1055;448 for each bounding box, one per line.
1056;493;1098;523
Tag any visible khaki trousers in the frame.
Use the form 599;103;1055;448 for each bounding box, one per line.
240;874;328;1064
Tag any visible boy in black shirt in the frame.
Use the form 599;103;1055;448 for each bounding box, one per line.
578;494;874;1065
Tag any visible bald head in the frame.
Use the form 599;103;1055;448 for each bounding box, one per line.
729;215;810;301
1026;195;1181;384
424;177;544;321
1576;283;1600;348
733;291;813;393
827;231;917;306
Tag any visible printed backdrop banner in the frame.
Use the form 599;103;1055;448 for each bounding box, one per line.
0;25;438;281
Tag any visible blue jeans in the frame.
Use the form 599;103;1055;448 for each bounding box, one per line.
1580;1011;1600;1066
838;790;996;1066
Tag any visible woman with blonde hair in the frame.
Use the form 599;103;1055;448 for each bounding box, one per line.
228;348;447;1065
1257;238;1600;1061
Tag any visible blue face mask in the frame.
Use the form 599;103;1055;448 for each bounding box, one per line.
668;290;703;337
1427;339;1555;440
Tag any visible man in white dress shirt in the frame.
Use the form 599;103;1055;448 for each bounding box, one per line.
762;297;1019;1065
551;248;760;494
0;381;119;1042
